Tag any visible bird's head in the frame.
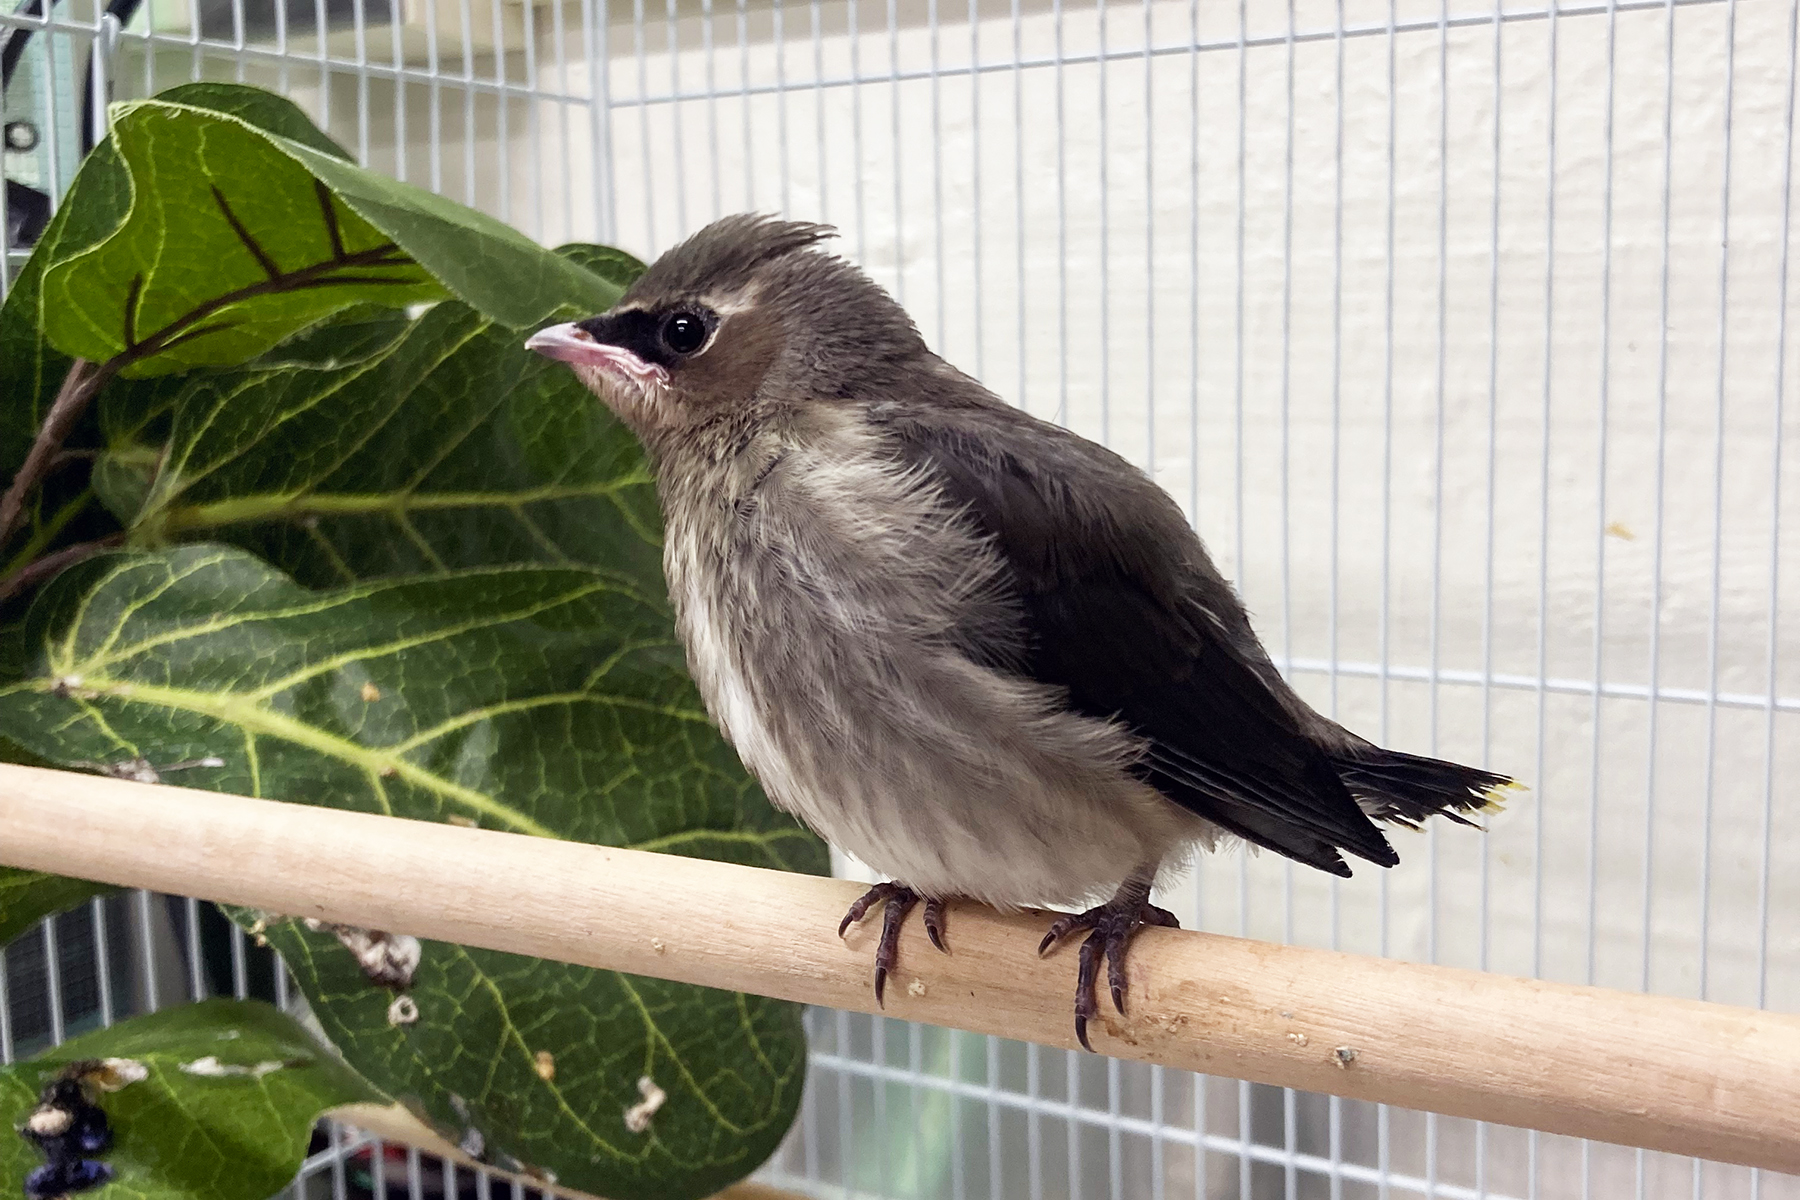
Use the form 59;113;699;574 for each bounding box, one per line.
525;214;925;451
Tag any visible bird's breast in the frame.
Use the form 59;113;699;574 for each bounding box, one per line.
664;519;813;818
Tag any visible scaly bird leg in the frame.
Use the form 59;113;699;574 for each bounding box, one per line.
1037;877;1179;1051
838;883;952;1006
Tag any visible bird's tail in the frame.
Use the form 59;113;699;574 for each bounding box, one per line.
1327;747;1521;830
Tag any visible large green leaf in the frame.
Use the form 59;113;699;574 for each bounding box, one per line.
0;545;822;1198
32;97;618;378
117;299;662;588
36;105;443;376
0;84;354;566
261;922;810;1197
0;999;382;1200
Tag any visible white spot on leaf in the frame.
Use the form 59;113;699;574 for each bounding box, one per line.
387;995;419;1026
308;924;421;990
623;1076;666;1134
179;1056;288;1079
94;1058;148;1089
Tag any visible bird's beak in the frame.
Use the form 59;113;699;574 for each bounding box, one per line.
524;322;668;385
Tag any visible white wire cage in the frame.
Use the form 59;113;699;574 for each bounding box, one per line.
1;0;1797;1194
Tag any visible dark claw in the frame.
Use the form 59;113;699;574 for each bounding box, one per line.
1107;933;1130;1015
1040;890;1182;1051
837;883;897;937
923;898;949;953
840;882;934;1005
1074;932;1104;1050
1038;913;1080;957
872;889;917;1007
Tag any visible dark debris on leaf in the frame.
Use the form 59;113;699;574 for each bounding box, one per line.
16;1068;117;1199
23;1158;113;1200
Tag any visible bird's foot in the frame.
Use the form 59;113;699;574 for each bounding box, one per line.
1037;886;1180;1052
838;883;950;1006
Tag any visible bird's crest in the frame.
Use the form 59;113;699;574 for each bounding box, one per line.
628;214;837;300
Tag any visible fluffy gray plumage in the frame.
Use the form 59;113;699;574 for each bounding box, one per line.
527;214;1515;1049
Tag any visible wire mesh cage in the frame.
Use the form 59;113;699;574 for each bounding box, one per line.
2;0;1797;1194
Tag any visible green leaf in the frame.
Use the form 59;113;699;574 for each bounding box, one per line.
0;83;353;559
92;443;161;525
147;82;353;160
0;545;824;1198
287;140;622;327
0;869;114;949
262;922;809;1199
120;300;663;588
1;85;349;461
555;243;650;292
32;95;620;378
38;104;444;377
0;999;383;1200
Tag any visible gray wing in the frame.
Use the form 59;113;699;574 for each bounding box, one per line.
873;396;1398;877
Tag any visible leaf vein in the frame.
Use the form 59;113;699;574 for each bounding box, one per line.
29;678;554;836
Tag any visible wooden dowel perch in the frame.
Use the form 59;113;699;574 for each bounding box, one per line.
0;763;1795;1174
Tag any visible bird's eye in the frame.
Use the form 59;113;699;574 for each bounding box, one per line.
661;311;709;356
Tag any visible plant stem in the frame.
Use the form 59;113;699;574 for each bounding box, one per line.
0;532;125;603
0;359;116;546
0;490;95;581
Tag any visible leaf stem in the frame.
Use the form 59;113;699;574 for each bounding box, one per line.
156;479;655;533
0;489;96;581
0;358;118;547
0;532;125;602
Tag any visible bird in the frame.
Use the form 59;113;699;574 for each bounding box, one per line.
526;214;1516;1051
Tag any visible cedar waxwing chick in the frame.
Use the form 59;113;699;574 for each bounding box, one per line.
527;215;1515;1052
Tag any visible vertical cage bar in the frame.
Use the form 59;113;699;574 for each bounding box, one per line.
663;0;685;232
40;917;64;1046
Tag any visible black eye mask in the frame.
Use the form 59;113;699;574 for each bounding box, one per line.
576;308;715;368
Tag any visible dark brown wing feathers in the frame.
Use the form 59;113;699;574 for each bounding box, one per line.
875;398;1399;877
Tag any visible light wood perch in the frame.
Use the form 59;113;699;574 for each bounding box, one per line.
0;763;1795;1174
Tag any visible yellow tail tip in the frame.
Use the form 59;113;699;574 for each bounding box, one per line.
1475;778;1528;814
